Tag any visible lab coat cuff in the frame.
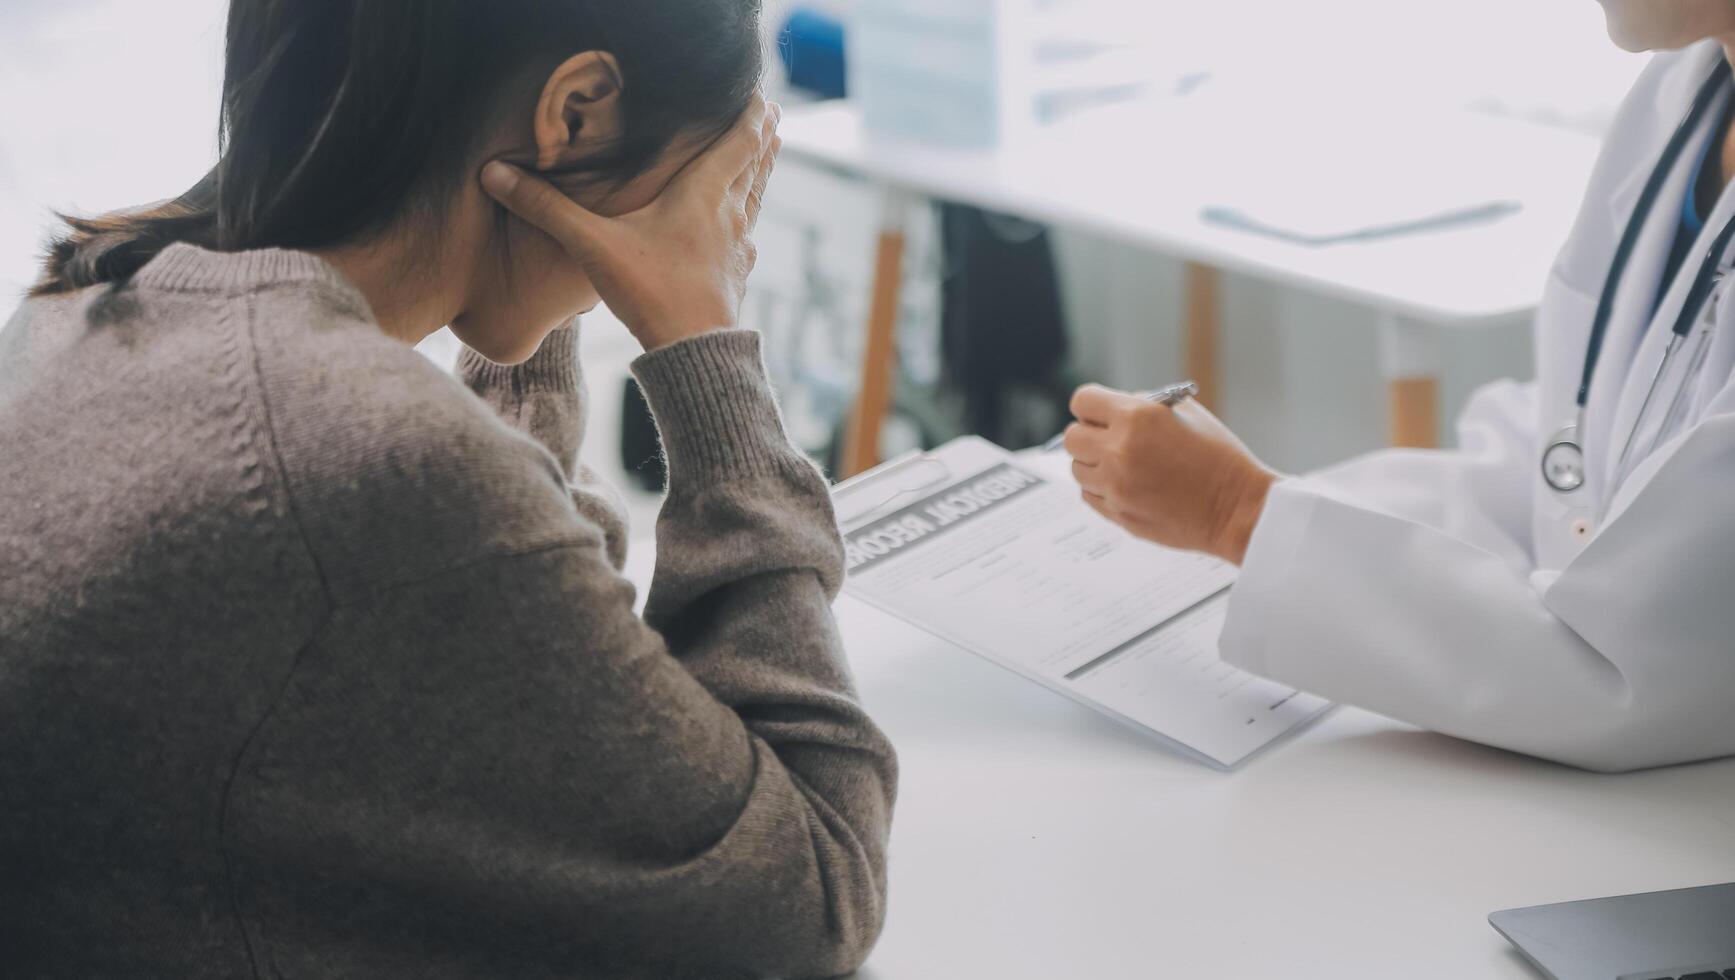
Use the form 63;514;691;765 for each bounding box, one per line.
1220;478;1319;677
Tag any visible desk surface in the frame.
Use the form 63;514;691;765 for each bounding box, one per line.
829;595;1735;978
779;99;1604;328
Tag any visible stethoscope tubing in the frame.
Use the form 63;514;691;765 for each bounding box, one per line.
1580;59;1734;411
1547;58;1735;497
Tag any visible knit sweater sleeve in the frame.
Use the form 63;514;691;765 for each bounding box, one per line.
456;322;630;568
234;328;897;979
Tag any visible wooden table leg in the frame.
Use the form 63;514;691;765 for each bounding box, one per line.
1379;314;1440;449
1183;262;1221;412
841;190;911;478
1388;377;1441;448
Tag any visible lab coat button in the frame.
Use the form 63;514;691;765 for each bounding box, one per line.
1570;518;1594;540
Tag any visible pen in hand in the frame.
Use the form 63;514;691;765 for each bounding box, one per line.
1042;381;1200;452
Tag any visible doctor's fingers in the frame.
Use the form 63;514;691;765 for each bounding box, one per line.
1081;489;1140;534
1061;422;1110;464
1071;459;1109;495
1070;384;1146;426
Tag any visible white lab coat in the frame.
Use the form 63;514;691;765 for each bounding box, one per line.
1221;41;1735;773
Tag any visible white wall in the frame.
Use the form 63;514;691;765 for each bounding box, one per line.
0;0;229;300
1048;230;1539;472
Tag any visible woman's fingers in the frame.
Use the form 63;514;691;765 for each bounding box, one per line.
730;102;781;207
745;135;780;230
482;162;609;260
731;101;779;184
699;98;776;191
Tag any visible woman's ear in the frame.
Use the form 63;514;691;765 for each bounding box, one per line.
533;51;624;171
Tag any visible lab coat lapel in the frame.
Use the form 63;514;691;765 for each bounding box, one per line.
1590;45;1731;502
1602;43;1727;230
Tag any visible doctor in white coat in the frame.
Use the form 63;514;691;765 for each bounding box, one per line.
1063;0;1735;773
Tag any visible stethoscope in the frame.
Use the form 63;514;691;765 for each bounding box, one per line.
1542;58;1735;496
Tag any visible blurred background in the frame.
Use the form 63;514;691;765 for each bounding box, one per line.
0;0;1646;526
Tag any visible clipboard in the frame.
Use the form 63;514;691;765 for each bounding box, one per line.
833;437;1331;770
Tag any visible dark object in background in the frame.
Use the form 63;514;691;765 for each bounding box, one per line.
938;204;1075;449
622;10;1074;482
621;205;1077;491
779;8;848;100
619;379;669;492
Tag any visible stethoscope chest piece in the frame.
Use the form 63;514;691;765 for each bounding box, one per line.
1542;424;1587;493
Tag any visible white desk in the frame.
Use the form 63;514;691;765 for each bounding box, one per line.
831;595;1735;978
619;526;1735;976
779;99;1604;471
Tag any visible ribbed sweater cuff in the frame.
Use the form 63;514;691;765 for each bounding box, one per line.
631;330;797;485
458;322;579;393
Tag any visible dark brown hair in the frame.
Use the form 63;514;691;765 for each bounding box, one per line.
33;0;764;297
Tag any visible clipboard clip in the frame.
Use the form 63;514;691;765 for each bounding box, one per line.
833;452;956;527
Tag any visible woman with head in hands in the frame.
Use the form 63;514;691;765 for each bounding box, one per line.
0;2;895;976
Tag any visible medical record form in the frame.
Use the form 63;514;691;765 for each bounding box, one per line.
835;436;1330;769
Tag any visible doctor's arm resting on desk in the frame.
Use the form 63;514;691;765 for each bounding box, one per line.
1064;0;1735;775
1065;372;1735;774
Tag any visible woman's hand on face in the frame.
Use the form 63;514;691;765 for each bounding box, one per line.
481;98;782;351
1062;385;1281;566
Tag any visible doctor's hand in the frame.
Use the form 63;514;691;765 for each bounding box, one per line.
1062;385;1282;566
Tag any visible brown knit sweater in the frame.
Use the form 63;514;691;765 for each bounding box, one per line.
0;244;896;979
